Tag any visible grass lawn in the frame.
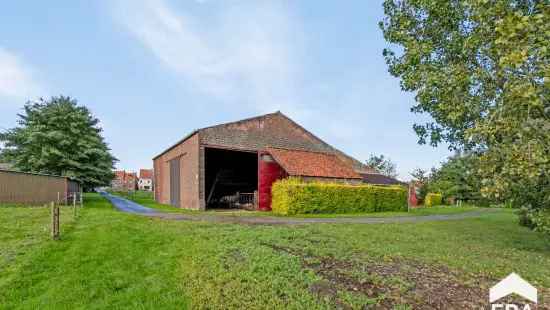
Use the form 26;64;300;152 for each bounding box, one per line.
111;190;481;218
1;193;549;308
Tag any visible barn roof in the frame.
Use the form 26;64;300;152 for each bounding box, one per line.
152;111;377;174
267;147;362;179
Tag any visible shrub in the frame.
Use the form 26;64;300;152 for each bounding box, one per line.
518;208;550;237
424;193;443;207
271;178;407;215
531;210;550;237
517;207;536;229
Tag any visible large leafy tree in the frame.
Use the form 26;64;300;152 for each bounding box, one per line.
380;0;549;211
0;96;117;190
366;154;399;178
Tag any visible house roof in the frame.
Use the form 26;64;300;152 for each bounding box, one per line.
114;170;126;180
267;147;362;179
139;169;153;179
360;173;405;185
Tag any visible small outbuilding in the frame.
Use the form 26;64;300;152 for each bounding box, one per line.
153;112;385;211
0;168;81;205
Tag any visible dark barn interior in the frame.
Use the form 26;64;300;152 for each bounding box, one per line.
204;148;258;209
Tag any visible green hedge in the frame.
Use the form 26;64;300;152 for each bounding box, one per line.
271;178;408;215
425;193;443;207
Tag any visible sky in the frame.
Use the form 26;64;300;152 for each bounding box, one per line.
0;1;452;180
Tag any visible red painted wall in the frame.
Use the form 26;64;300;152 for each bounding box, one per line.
258;152;287;211
408;183;419;207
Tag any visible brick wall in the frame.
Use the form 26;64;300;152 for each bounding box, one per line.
153;133;201;210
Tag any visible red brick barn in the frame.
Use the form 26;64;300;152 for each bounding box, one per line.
153;112;382;211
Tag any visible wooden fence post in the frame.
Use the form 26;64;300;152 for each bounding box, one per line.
51;202;59;240
73;193;77;218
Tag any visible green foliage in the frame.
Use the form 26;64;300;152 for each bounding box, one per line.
410;168;429;203
380;0;550;214
271;178;407;215
530;210;550;237
366;154;398;178
0;96;117;190
425;193;443;207
428;153;490;204
518;208;550;237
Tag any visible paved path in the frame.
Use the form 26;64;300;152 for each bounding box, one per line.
102;192;500;225
101;192;159;214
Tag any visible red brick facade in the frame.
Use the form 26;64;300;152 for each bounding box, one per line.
111;170;137;191
154;133;202;210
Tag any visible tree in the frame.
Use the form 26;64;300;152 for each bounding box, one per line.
410;168;428;183
410;167;429;202
380;0;549;212
0;96;117;190
428;153;488;204
366;154;398;178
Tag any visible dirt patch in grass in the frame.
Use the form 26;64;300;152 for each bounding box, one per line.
262;243;548;309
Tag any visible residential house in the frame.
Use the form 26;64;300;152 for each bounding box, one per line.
138;169;154;191
111;170;137;191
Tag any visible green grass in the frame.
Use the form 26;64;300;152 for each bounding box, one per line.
0;204;77;289
1;193;549;308
111;190;480;218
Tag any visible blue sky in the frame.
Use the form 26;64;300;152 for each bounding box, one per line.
0;1;451;180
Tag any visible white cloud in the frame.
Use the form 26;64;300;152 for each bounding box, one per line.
111;0;305;114
0;48;42;101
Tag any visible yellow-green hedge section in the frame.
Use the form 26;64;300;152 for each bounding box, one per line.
424;193;443;207
271;178;408;215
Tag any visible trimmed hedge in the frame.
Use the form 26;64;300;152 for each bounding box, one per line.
271;178;407;215
425;193;443;207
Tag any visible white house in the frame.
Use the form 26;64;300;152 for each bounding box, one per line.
138;169;154;191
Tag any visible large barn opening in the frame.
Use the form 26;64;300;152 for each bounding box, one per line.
204;147;258;210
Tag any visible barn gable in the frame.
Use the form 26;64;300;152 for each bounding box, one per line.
198;111;376;174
